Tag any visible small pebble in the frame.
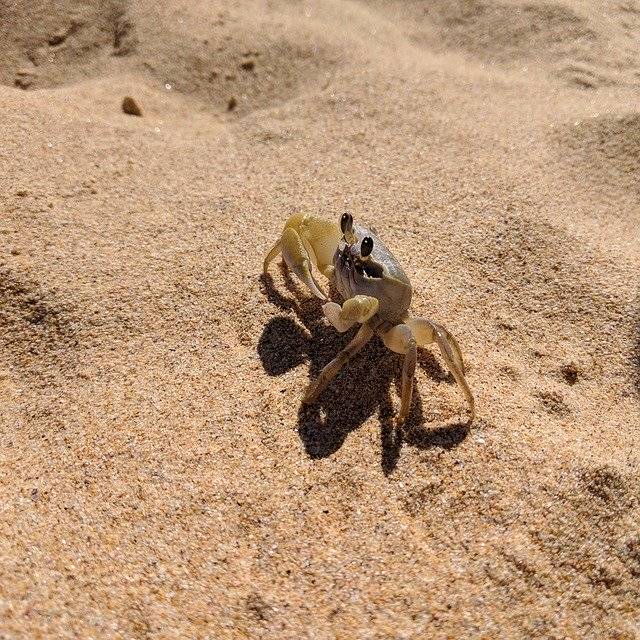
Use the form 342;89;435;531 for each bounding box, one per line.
122;96;143;116
48;28;68;46
14;76;33;90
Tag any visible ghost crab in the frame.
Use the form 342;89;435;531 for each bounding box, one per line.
263;212;475;425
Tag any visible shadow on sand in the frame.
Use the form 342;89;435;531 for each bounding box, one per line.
257;267;469;474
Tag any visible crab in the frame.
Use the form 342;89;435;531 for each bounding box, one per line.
263;212;475;425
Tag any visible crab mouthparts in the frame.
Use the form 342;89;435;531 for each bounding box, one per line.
339;245;354;267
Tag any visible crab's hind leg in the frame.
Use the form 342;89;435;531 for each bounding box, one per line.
407;317;475;422
303;323;374;404
381;324;417;425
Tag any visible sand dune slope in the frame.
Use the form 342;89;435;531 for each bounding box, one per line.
1;0;639;638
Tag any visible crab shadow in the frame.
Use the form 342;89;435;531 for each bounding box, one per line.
257;268;469;474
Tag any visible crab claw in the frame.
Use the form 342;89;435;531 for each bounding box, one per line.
323;296;379;332
263;213;342;300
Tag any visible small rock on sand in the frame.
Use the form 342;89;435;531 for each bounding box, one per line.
48;28;68;46
14;68;37;89
561;362;579;385
122;96;143;117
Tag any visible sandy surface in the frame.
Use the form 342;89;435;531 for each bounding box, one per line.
1;1;639;638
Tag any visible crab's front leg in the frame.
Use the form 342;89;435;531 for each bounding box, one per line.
263;213;342;300
303;324;374;404
303;294;379;403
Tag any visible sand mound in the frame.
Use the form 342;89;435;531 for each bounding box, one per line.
376;0;640;88
127;3;347;116
1;0;350;116
558;112;640;195
0;265;80;383
0;0;129;89
420;0;593;62
462;213;631;355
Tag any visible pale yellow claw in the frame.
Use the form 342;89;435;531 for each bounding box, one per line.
338;295;379;324
263;213;341;300
323;295;379;332
322;302;354;333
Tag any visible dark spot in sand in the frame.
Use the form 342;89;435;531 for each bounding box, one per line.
497;318;517;330
48;29;67;46
560;362;579;385
582;466;626;503
246;593;270;621
620;534;640;577
501;365;520;380
535;390;570;416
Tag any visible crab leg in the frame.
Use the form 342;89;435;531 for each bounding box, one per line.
263;240;283;274
381;324;417;424
407;317;475;422
303;323;374;404
263;226;327;299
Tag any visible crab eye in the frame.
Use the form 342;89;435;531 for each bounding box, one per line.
340;212;353;235
360;236;373;257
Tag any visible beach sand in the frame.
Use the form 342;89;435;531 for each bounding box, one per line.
1;1;639;637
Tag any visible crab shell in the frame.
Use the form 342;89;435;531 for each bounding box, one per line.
332;223;412;325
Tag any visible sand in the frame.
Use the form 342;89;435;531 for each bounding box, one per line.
0;0;639;638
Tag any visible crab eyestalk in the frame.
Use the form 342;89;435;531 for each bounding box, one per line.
340;212;357;245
